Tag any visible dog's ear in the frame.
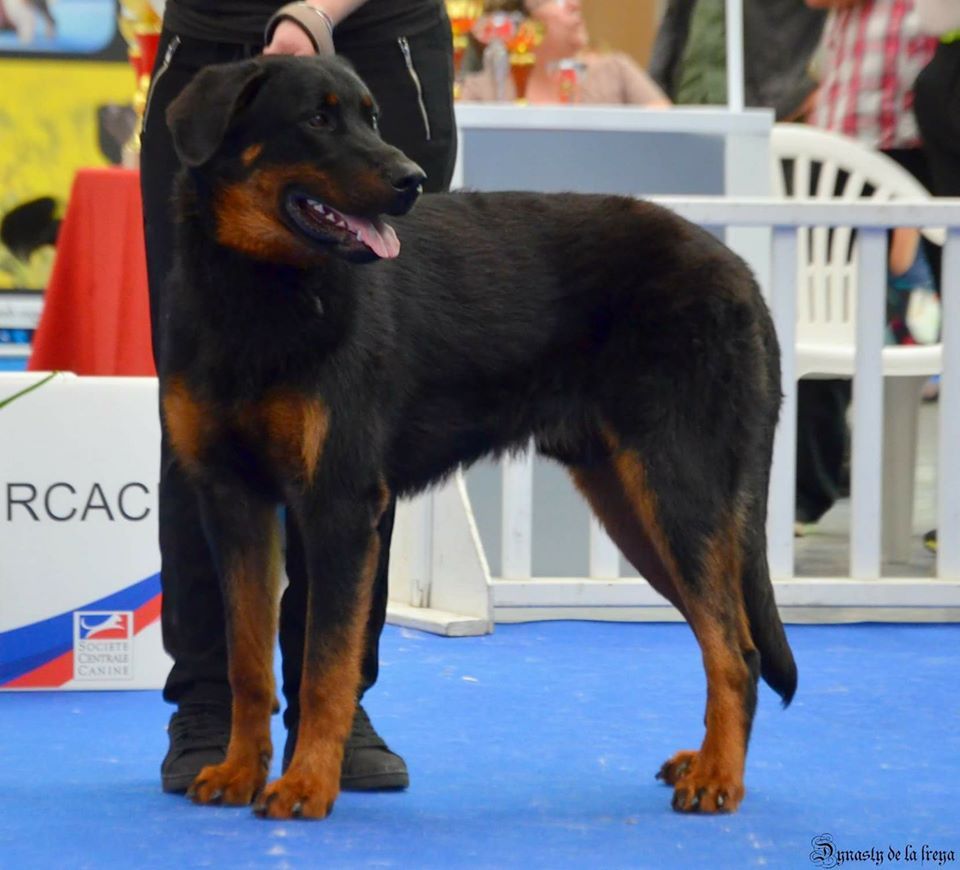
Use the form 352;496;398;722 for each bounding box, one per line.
166;60;267;168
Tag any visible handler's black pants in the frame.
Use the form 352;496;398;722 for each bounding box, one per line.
914;41;960;198
140;18;456;718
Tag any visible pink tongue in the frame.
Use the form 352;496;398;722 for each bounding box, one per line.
344;214;400;259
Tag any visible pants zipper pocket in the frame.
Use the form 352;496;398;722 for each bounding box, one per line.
398;36;431;141
142;35;181;136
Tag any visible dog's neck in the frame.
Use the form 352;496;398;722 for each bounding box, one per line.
164;170;379;394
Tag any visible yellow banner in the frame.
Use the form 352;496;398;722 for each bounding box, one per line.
0;58;132;289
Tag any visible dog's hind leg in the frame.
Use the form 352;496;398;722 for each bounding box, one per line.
570;442;759;814
255;482;387;820
569;459;690;620
187;492;282;807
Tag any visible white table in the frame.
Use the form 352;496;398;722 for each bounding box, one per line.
453;104;773;197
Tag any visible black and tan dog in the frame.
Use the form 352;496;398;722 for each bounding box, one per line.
162;55;796;820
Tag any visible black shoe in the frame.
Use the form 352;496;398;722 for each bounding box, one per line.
282;704;409;791
161;704;231;794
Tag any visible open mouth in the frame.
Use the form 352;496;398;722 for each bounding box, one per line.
284;191;400;260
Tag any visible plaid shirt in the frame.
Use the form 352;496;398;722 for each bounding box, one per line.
812;0;938;150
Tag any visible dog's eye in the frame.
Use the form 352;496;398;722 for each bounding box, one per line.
308;111;335;131
370;113;380;133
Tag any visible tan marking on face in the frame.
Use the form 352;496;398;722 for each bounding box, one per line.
214;164;347;265
323;92;339;106
241;143;264;166
360;94;373;109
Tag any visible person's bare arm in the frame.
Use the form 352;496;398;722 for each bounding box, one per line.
889;228;921;278
616;54;672;107
264;0;371;56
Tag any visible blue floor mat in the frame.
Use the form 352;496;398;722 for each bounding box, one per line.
1;622;958;868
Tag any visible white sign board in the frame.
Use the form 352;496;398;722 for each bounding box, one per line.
0;373;170;690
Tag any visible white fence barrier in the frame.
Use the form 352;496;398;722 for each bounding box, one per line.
3;201;959;675
387;198;960;631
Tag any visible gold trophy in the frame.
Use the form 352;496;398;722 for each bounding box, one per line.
505;17;541;103
445;0;483;100
118;0;162;168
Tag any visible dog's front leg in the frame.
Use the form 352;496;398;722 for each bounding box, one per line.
256;487;384;820
188;487;281;807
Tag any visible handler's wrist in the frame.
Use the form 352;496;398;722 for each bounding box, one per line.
265;2;335;53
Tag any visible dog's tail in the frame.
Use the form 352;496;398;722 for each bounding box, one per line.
742;310;797;707
743;537;797;706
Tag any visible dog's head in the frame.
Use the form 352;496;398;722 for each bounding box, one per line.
166;55;426;265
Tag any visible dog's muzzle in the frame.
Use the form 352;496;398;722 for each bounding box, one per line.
385;162;426;216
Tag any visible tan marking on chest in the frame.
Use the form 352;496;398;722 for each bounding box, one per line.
243;392;330;483
163;381;328;482
162;378;213;471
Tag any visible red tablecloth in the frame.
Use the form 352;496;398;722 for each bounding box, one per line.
28;167;156;376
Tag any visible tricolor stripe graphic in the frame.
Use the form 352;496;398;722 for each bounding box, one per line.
0;574;161;688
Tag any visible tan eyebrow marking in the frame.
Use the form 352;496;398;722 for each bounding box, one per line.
241;144;263;166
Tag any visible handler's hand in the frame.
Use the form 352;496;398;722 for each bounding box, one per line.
264;19;333;56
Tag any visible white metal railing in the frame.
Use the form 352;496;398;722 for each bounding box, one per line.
388;198;960;632
651;198;960;583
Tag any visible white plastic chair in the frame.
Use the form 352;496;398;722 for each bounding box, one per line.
769;123;942;563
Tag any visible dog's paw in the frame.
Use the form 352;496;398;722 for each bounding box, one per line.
655;750;698;787
253;769;340;820
188;755;269;807
658;751;744;813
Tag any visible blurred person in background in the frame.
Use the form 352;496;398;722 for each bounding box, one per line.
795;0;939;534
807;0;937;184
461;0;670;104
912;0;960;548
914;0;960;196
650;0;826;120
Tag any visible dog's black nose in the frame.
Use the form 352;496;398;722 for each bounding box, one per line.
387;162;427;215
391;166;427;195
